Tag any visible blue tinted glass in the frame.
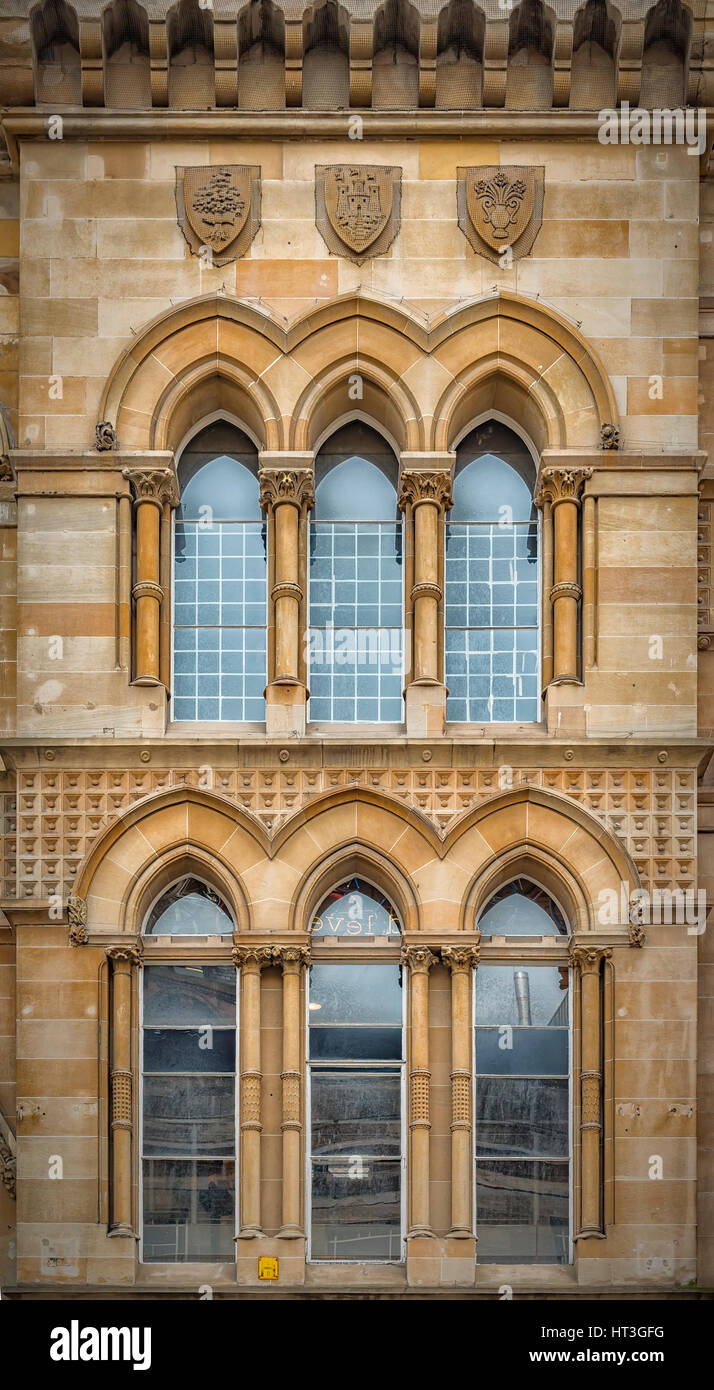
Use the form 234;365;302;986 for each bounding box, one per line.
178;454;261;521
315;454;397;521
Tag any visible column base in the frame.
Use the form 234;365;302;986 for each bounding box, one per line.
407;1234;477;1287
107;1225;137;1239
405;681;447;738
265;681;307;737
236;1225;263;1239
277;1225;304;1239
544;679;586;736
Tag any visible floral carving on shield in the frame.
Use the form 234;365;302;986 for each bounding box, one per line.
176;165;261;265
457;166;544;264
315;165;402;265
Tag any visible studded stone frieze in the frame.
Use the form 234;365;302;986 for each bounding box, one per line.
1;763;696;903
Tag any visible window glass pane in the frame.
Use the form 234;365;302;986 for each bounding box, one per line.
143;965;237;1027
475;1078;569;1158
475;1027;568;1076
311;881;401;938
475;1160;569;1265
309;964;402;1026
311;1159;401;1260
143;1076;235;1157
479;881;568;938
314;423;398;521
475;965;569;1027
142;1159;235;1263
145;878;233;936
450;422;536;524
177;422;261;521
309;1025;403;1062
143;1027;235;1074
311;1071;401;1156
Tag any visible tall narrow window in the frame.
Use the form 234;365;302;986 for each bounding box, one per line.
141;962;238;1262
309;424;403;724
445;422;539;724
475;882;570;1264
173;422;267;722
308;883;404;1260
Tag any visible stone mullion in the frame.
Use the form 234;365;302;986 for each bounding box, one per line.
274;944;310;1237
402;946;437;1238
233;946;273;1238
118;490;132;674
398;470;453;736
259;460;314;736
540;495;554;691
106;944;142;1239
535;467;592;687
571;943;611;1239
442;943;480;1238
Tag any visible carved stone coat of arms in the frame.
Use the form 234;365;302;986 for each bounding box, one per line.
457;166;544;264
315;165;402;265
176;165;261;265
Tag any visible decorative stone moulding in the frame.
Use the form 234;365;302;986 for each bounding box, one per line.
176;165;261;266
315;164;402;265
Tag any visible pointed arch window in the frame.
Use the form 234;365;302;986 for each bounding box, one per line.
445;422;539;724
475;881;571;1264
140;877;238;1262
173;422;267;722
307;880;405;1260
308;423;403;724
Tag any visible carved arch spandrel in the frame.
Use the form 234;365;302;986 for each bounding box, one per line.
99;289;618;456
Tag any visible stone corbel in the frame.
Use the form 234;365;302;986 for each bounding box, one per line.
569;941;612;1239
233;945;275;1237
401;945;437;1238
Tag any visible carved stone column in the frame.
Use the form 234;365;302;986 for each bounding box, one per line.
402;945;437;1238
535;467;591;687
106;943;142;1238
123;468;178;686
233;946;273;1237
273;944;310;1237
442;943;480;1238
399;468;453;738
259;460;314;737
159;478;179;690
570;942;611;1239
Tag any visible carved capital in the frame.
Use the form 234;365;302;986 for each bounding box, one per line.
535;466;592;510
272;944;311;972
122;467;177;508
67;894;88;947
401;945;437;974
398;470;453;512
232;945;275;972
441;942;481;973
259;468;314;512
569;942;612;974
106;943;143;969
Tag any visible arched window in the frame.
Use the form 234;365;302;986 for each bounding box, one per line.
445;422;539;724
140;874;238;1261
144;877;234;936
307;882;404;1260
238;0;285;109
173;422;267;723
308;423;403;724
475;881;570;1264
103;0;151;109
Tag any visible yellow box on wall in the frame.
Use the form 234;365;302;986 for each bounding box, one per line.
258;1257;278;1281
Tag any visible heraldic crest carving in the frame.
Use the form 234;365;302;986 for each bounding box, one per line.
315;164;402;264
176;165;261;265
457;165;544;264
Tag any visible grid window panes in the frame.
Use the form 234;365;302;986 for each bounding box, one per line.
309;423;403;724
475;951;570;1265
173;422;267;722
141;964;237;1263
446;422;539;723
309;949;404;1261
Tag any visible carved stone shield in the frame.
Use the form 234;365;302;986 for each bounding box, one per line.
176;165;261;265
457;166;544;264
316;165;401;265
